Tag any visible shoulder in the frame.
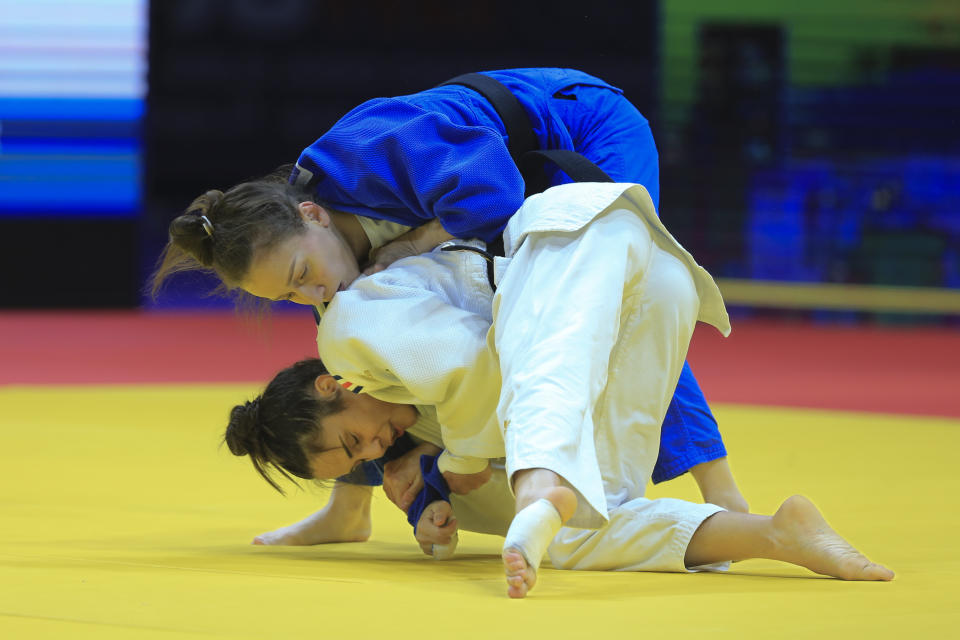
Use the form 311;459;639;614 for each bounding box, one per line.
482;68;621;94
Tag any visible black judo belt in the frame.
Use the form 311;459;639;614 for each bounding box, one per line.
438;72;614;290
439;73;614;199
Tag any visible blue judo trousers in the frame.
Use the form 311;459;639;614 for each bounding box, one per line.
293;68;726;496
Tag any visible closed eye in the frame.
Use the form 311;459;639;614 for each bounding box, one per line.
338;435;354;459
348;434;365;472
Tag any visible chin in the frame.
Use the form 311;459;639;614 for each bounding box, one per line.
397;405;418;427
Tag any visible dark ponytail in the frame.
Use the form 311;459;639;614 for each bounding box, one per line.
224;358;346;494
150;170;312;298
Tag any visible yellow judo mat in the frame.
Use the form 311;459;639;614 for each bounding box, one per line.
1;383;957;639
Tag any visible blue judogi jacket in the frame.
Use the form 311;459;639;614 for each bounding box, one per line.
289;68;650;243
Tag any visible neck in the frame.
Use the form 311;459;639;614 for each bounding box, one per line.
329;210;371;262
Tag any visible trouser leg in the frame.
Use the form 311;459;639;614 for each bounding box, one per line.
495;207;703;528
556;85;728;484
548;497;724;572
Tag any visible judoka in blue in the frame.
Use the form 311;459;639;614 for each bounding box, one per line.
290;68;727;492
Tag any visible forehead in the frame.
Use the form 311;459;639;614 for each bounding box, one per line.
242;235;299;297
309;447;353;480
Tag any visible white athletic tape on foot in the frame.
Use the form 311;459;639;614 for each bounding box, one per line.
502;498;562;572
431;530;458;560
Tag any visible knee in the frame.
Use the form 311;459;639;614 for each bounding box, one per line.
653;252;700;322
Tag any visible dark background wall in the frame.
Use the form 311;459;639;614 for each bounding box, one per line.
657;1;960;297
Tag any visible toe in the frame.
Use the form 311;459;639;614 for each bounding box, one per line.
506;575;528;599
865;563;895;581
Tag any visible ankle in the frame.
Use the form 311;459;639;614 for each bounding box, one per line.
515;486;577;524
514;468;561;504
543;486;577;523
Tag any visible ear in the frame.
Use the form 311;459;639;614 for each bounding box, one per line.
298;201;330;226
314;374;342;400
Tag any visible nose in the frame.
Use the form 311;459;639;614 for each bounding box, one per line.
357;437;387;461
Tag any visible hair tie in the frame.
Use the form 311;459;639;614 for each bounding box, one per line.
199;215;215;238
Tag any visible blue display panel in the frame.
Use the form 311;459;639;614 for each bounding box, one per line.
0;0;147;217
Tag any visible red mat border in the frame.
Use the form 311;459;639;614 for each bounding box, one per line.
1;311;957;418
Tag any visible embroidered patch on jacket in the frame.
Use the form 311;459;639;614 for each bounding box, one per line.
331;374;364;394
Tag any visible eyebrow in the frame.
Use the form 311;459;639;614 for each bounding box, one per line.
285;258;297;289
272;258;297;302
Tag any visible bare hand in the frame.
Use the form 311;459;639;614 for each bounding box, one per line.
416;500;458;555
442;463;492;495
382;442;441;512
362;237;420;275
362;219;454;276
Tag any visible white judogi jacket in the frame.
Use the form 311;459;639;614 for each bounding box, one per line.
316;182;729;479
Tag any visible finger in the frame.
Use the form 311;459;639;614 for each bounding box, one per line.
401;480;424;511
382;482;400;507
399;488;414;512
417;526;439;544
432;502;453;525
435;521;457;543
422;526;452;545
440;518;458;534
434;517;457;536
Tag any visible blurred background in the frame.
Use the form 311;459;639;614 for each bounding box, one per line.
1;0;958;322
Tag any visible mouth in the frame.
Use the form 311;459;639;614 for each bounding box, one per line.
322;283;343;303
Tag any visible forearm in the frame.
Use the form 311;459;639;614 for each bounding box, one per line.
313;482;374;542
406;218;455;253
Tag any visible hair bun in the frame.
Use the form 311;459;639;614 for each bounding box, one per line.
201;189;224;215
225;399;262;456
183;189;224;219
167;189;227;265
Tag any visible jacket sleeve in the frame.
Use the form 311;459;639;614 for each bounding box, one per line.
316;268;505;462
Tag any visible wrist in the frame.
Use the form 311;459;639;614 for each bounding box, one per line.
413;219;454;253
437;450;489;475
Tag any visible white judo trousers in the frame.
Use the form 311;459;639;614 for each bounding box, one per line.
493;206;725;569
444;464;725;573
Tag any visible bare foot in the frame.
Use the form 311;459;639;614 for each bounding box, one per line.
501;486;576;598
253;522;315;546
503;548;537;598
253;510;370;546
771;495;894;581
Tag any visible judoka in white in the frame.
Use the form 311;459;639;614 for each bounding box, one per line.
304;182;892;596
